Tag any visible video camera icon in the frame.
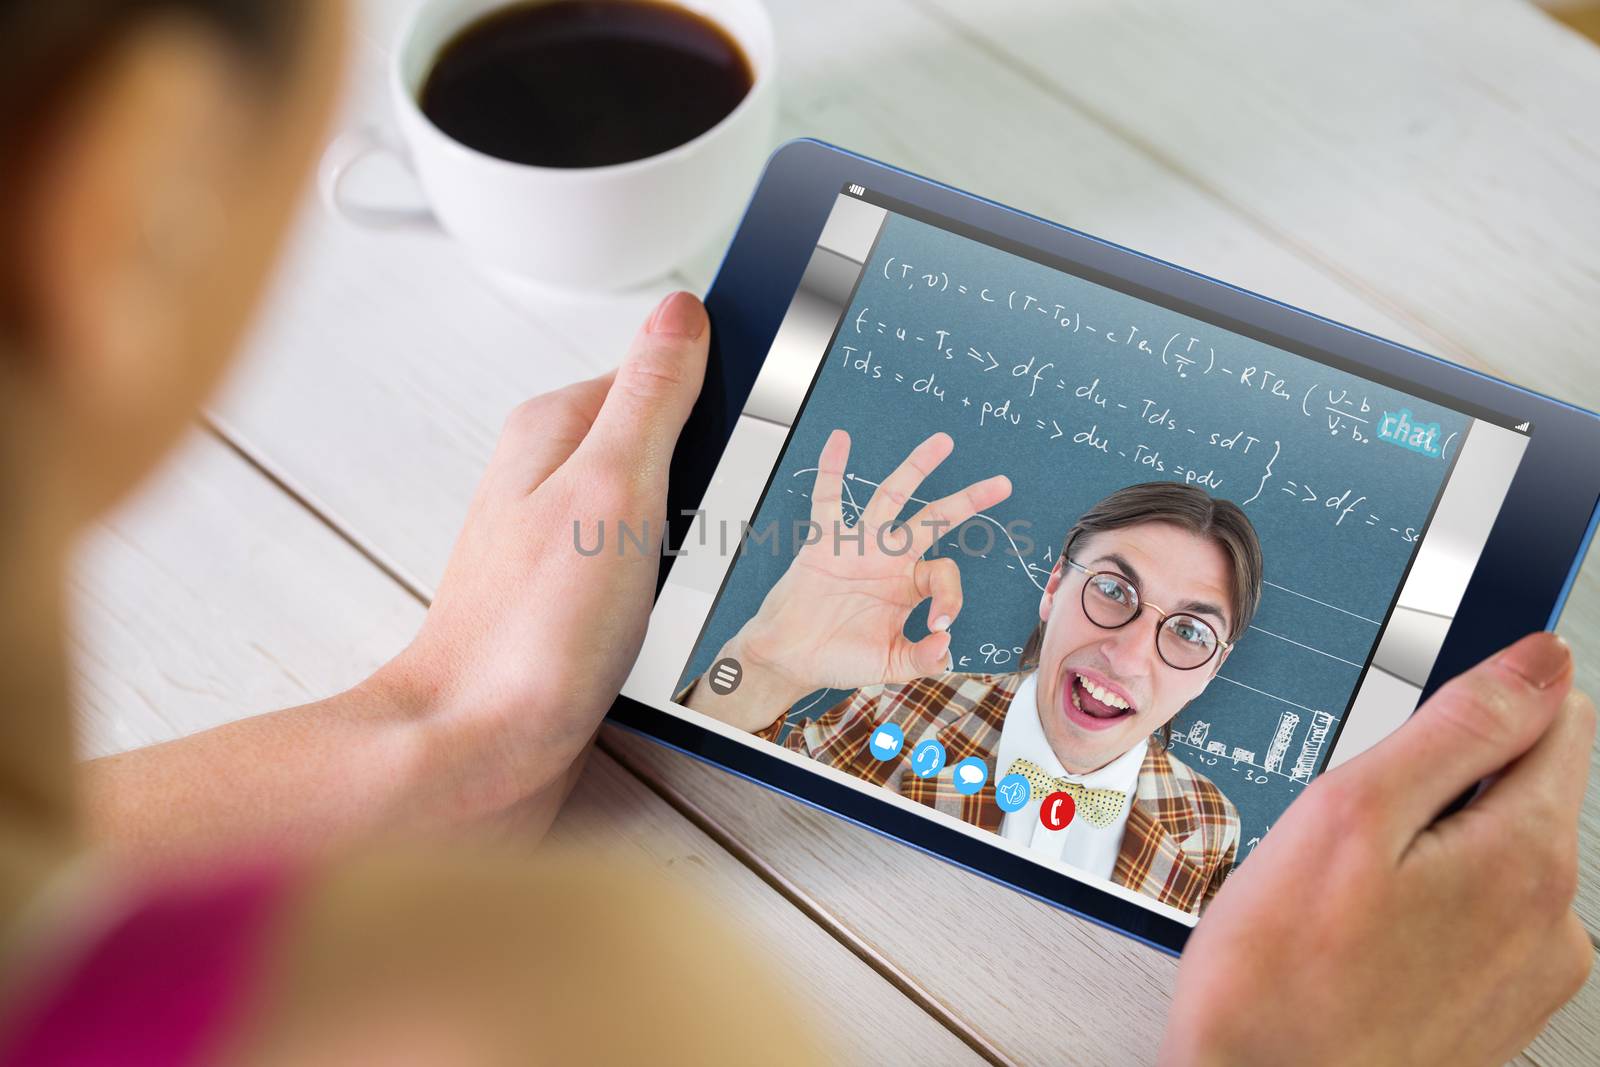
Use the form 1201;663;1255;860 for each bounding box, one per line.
867;722;904;761
863;731;993;797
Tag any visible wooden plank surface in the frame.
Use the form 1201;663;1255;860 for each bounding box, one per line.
602;727;1178;1065
70;431;422;759
192;0;1600;1061
914;0;1600;397
69;430;984;1065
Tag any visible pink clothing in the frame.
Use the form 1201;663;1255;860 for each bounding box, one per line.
1;866;291;1067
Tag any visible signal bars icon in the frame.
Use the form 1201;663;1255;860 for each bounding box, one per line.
1515;421;1530;433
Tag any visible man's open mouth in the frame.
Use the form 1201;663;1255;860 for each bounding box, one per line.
1061;668;1137;731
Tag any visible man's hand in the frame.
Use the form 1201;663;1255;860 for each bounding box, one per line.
686;430;1010;731
1162;632;1596;1067
371;291;711;821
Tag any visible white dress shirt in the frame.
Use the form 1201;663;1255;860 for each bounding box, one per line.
994;670;1147;881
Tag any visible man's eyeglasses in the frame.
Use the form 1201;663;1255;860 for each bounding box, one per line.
1062;558;1231;671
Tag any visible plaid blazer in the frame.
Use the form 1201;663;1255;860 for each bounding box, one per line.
759;670;1241;914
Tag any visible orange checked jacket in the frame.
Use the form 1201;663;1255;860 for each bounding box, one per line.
756;670;1241;914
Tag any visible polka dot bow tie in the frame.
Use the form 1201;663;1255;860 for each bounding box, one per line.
1004;758;1128;828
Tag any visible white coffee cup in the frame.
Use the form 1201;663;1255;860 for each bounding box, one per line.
320;0;777;290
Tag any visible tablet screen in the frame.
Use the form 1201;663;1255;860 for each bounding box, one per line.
623;186;1532;925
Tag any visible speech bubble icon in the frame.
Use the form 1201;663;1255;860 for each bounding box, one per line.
952;756;988;796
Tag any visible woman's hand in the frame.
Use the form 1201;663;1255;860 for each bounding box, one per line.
371;291;711;821
687;430;1010;731
1162;631;1595;1067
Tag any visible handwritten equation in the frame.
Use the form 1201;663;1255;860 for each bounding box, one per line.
839;301;1435;543
874;260;1463;457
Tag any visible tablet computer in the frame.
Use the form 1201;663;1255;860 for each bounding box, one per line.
612;139;1600;955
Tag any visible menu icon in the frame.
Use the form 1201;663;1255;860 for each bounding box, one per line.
709;657;743;695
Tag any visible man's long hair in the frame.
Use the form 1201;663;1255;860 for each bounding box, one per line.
1019;482;1264;747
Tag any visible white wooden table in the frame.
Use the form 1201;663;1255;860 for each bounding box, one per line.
71;2;1600;1063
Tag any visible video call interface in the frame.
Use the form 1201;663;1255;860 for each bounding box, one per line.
623;187;1532;923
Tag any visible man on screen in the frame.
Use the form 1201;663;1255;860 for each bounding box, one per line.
681;429;1261;913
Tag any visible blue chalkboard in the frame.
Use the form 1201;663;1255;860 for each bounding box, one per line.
681;211;1470;863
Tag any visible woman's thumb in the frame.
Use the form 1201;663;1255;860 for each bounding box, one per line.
582;291;709;482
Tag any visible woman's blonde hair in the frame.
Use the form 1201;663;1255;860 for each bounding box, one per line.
0;1;304;327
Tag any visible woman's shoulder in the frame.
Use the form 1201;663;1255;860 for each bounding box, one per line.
5;846;826;1066
0;862;292;1067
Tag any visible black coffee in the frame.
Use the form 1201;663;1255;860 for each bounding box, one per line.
420;0;754;168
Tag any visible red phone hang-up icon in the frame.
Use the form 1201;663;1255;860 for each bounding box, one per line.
1040;790;1076;831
